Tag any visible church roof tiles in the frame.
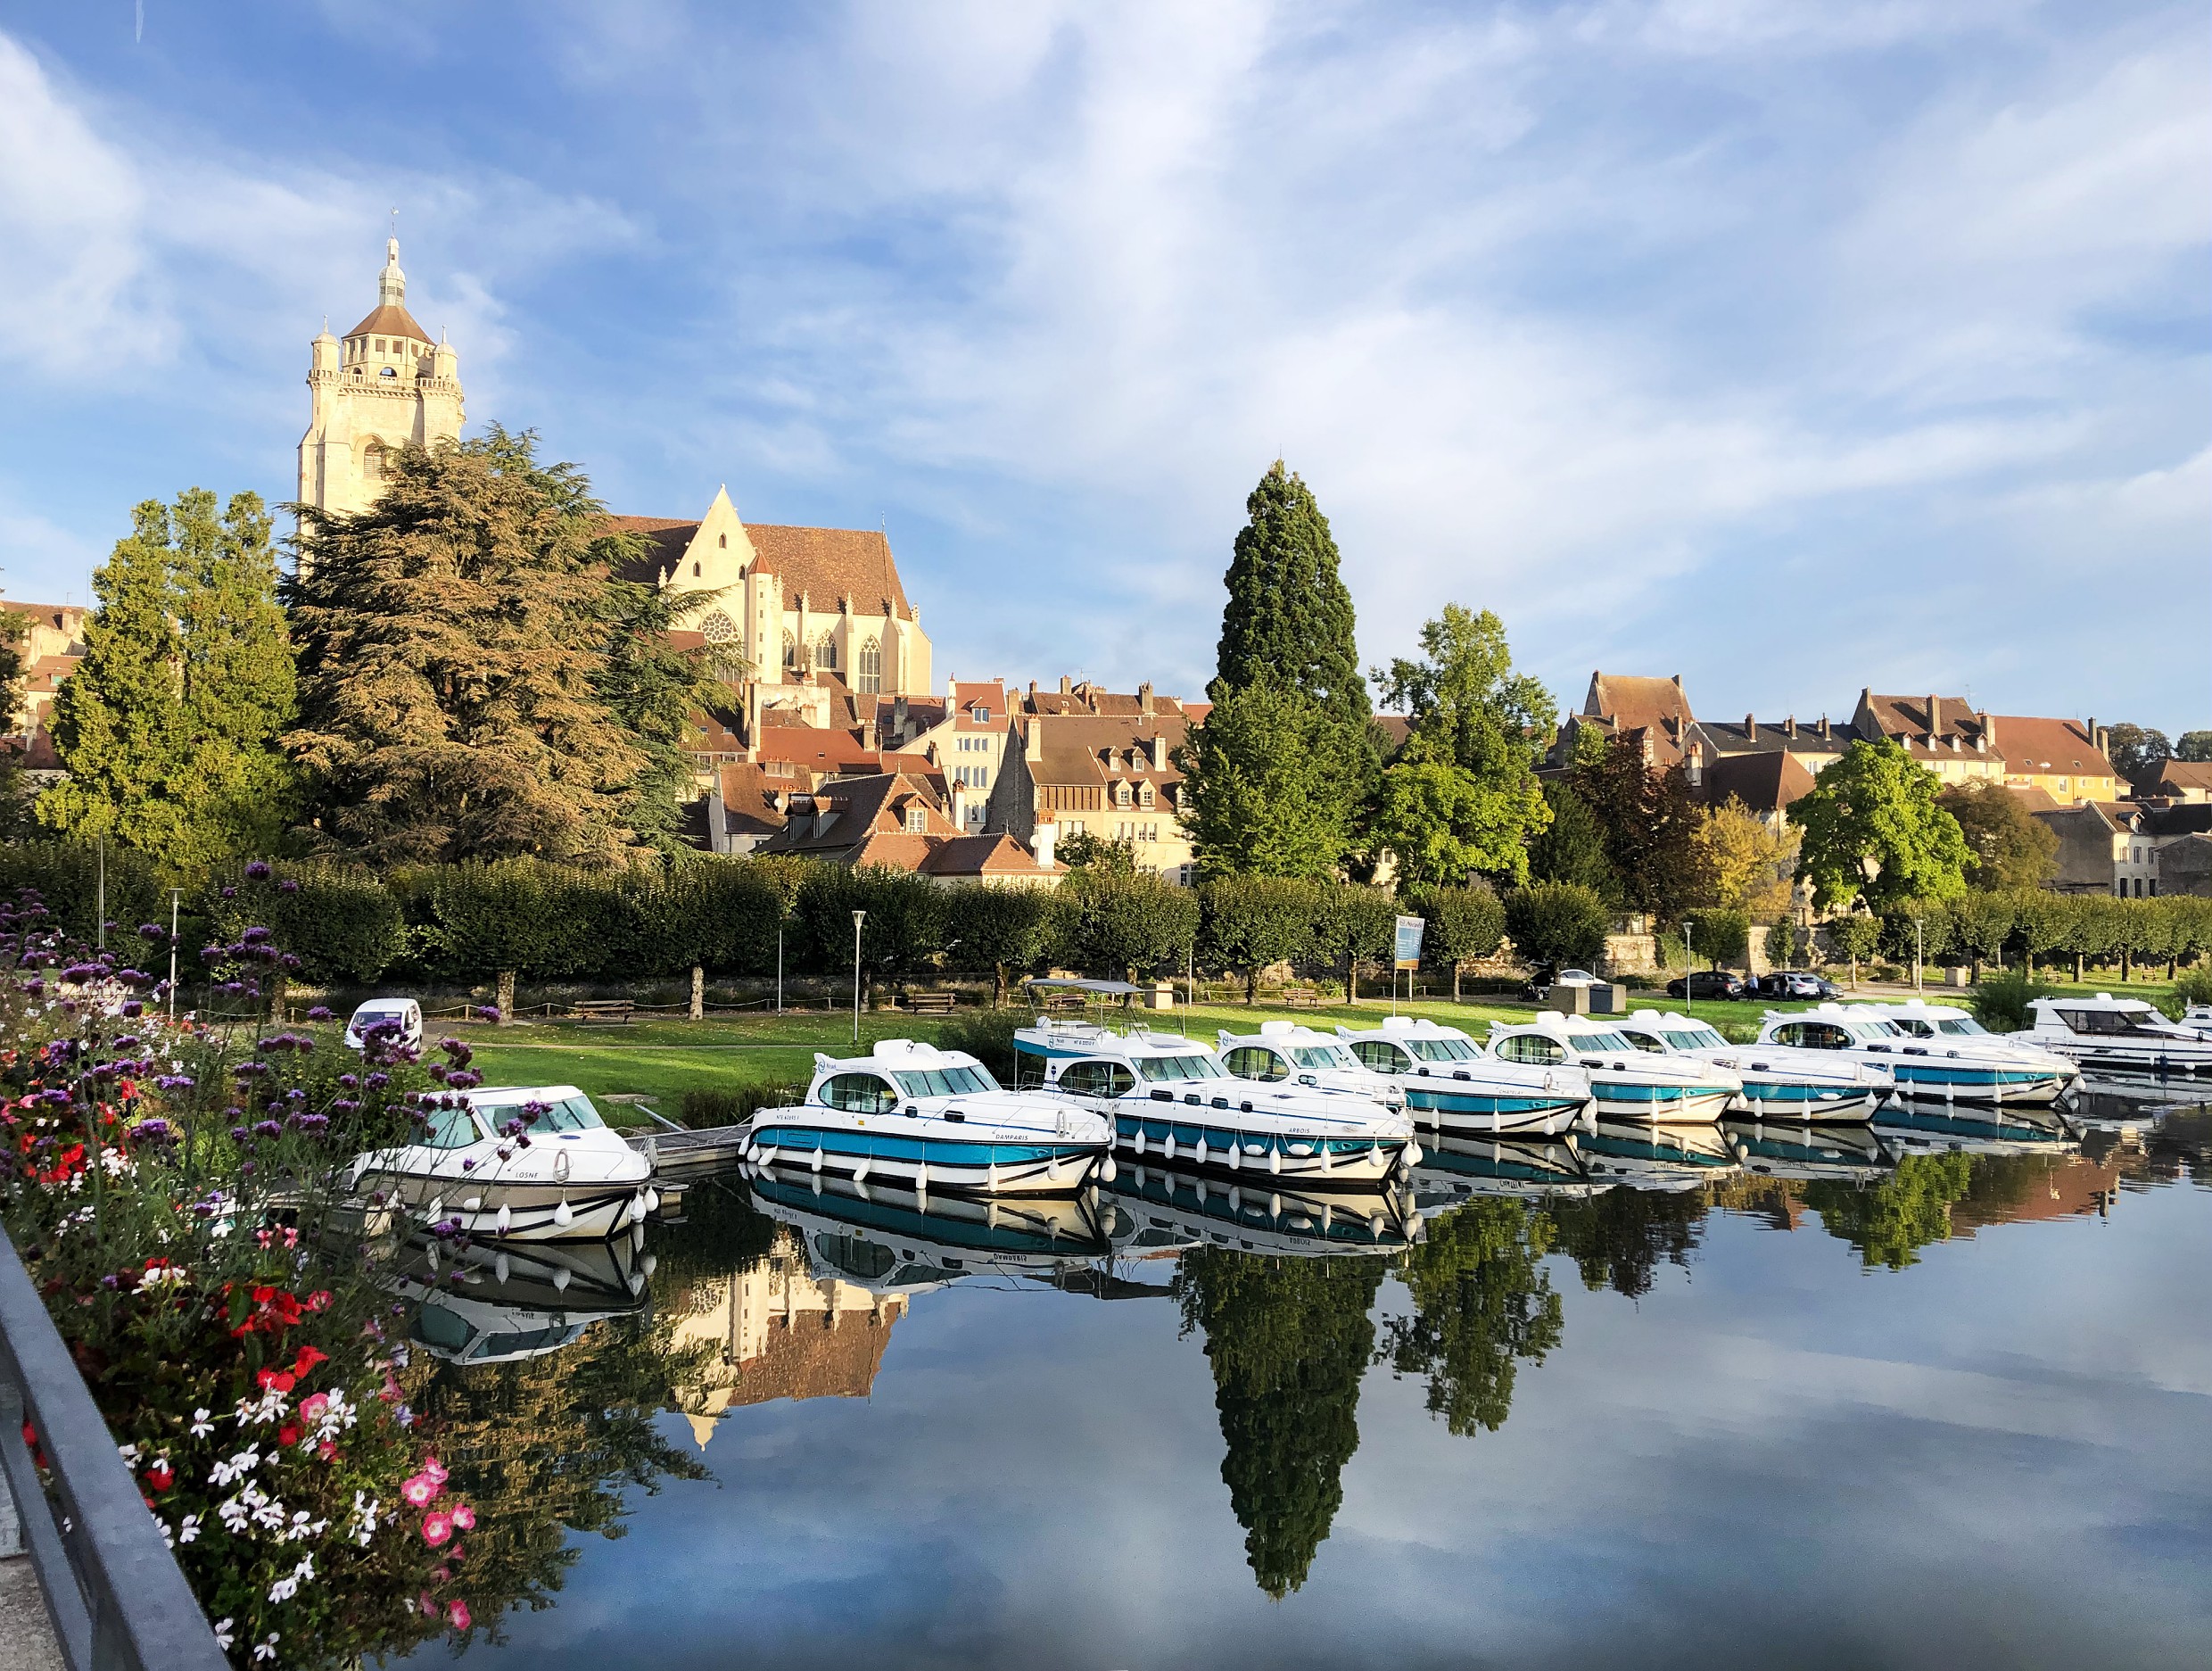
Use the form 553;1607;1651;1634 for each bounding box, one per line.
344;303;432;343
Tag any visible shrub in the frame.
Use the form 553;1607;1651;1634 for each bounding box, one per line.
1200;876;1321;1001
1052;867;1198;980
1970;968;2056;1033
1406;882;1506;999
1678;906;1750;968
203;861;405;986
2161;966;2212;1019
681;1081;804;1128
1502;882;1609;974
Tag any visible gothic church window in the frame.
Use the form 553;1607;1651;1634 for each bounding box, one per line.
857;638;882;695
362;442;386;481
816;633;838;672
782;631;796;669
700;611;739;645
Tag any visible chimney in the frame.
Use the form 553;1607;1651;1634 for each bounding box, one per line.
1745;713;1756;744
1025;717;1043;763
1151;733;1168;771
1984;713;1998;749
1059;674;1072;694
1785;715;1797;739
949;777;970;830
1688;740;1704;788
1031;817;1058;870
1139;680;1154;716
1819;715;1831;740
1926;694;1940;739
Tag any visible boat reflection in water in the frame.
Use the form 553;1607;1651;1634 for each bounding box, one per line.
748;1169;1116;1289
1409;1134;1607;1208
1872;1096;2076;1155
390;1233;650;1367
1107;1162;1420;1257
1726;1120;1893;1182
1576;1116;1740;1191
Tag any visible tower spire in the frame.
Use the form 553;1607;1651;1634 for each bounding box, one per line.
378;220;406;308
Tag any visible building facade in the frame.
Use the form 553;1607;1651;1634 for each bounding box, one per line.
297;239;464;519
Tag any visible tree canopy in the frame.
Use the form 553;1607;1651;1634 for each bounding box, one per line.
1937;782;2058;891
2101;723;2170;783
1213;461;1368;730
1696;798;1799;917
1569;739;1712;921
286;428;652;868
1788;740;1972;911
1176;682;1361;881
1527;778;1616;898
40;488;297;863
2175;730;2212;764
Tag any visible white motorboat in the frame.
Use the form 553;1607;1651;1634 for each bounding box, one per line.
1408;1135;1605;1205
743;1038;1113;1197
1334;1015;1590;1138
1754;1005;2068;1106
2009;994;2212;1081
1611;1009;1887;1122
1486;1014;1737;1126
1215;1022;1406;1111
391;1235;648;1366
346;1084;656;1242
1014;1018;1419;1188
1856;999;2081;1086
1108;1163;1418;1256
748;1171;1115;1293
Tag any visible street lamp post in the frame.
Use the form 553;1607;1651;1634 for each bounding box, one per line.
776;914;787;1015
167;887;181;1023
1913;918;1925;995
851;910;867;1046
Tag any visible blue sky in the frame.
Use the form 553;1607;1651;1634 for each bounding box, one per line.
1;2;2205;731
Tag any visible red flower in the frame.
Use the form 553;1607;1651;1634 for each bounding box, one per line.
422;1510;454;1546
145;1460;173;1493
318;1440;337;1461
306;1291;333;1311
255;1369;296;1394
291;1344;328;1377
277;1423;301;1448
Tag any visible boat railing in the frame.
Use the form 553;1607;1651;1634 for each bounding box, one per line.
0;1227;231;1671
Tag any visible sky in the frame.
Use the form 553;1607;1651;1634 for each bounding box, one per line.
0;1;2205;732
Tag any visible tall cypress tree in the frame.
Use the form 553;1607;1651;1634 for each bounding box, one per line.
39;492;293;861
287;427;650;868
1213;460;1369;727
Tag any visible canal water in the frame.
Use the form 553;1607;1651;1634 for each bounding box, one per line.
393;1097;2212;1671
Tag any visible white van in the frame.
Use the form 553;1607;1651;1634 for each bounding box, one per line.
344;997;424;1052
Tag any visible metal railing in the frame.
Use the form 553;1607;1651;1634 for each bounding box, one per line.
0;1228;229;1670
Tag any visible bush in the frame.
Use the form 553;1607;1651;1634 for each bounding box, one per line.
682;1081;804;1128
1679;906;1750;968
2162;966;2212;1019
1200;875;1322;1000
1970;968;2057;1033
1052;867;1198;980
935;1008;1029;1086
204;860;405;986
1407;882;1506;999
1503;881;1610;973
0;840;164;942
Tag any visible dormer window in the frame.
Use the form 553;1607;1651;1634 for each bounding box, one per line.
905;807;926;834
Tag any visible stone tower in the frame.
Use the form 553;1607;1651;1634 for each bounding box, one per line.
297;238;464;517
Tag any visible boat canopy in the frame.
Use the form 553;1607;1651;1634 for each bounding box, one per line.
1024;977;1147;995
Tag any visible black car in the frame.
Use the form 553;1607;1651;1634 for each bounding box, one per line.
1756;970;1840;1000
1665;970;1747;1000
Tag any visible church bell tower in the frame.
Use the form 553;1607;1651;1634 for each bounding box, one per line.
297;237;464;517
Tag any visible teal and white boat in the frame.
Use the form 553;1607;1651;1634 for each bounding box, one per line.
1754;1005;2068;1106
1578;1116;1740;1191
1486;1014;1737;1126
1108;1163;1418;1255
1014;1018;1419;1188
1725;1120;1893;1182
1612;1010;1887;1122
1335;1015;1590;1137
742;1039;1113;1196
748;1170;1116;1286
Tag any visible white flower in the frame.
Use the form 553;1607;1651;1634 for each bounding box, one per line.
178;1514;201;1545
160;1521;174;1551
253;1633;279;1661
190;1408;214;1439
212;1619;235;1650
117;1443;140;1467
208;1446;261;1488
268;1576;300;1602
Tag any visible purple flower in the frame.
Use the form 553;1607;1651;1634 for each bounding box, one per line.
366;1072;390;1090
120;1000;143;1018
328;1099;359;1114
252;1120;283;1137
136;923;165;941
231;1126;251;1141
244;860;272;881
476;1005;501;1021
233;1061;270;1079
307;1006;333;1022
295;1113;329;1134
241;926;274;945
277;879;300;895
154;1074;194;1092
133;1118;171;1140
219;886;236;900
338;1074;358;1090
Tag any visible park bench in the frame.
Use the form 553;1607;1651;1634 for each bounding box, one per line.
1038;991;1086;1013
570;999;636;1026
900;991;958;1015
1281;987;1325;1010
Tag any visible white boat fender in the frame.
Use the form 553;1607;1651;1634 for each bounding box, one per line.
495;1204;511;1236
1194;1137;1208;1167
1098;1157;1118;1184
644;1187;661;1216
853;1158;871;1184
916;1161;930;1192
552;1266;571;1292
553;1198;573;1228
1267;1193;1282;1218
426;1196;444;1224
1267;1146;1281;1176
1164;1133;1176;1162
1227;1141;1241;1171
1403;1143;1424;1168
493;1251;510;1285
812;1146;826;1171
1368;1212;1386;1238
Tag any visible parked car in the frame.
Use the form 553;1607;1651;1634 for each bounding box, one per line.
345;997;424;1052
1521;966;1606;998
1665;970;1747;1000
1756;970;1840;1000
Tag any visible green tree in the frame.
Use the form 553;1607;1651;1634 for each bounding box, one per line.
1312;881;1397;1003
1526;779;1617;898
1052;867;1198;980
1176;682;1360;880
943;885;1052;1006
2102;723;2170;783
1680;906;1751;969
1371;605;1554;884
41;490;298;862
795;864;945;996
1172;1251;1384;1598
1824;913;1883;987
1054;831;1140;874
2007;889;2074;980
286;429;649;868
1938;782;2058;891
1407;882;1506;1000
1382;1199;1563;1437
1201;875;1321;1002
0;609;28;837
1789;740;1972;911
1214;461;1369;731
1950;891;2017;979
1503;881;1610;974
596;575;736;855
1540;1188;1707;1298
1571;739;1712;920
2176;731;2212;764
203;862;405;986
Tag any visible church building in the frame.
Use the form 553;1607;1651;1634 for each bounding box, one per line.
298;238;465;517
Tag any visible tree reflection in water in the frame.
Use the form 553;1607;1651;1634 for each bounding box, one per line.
1382;1198;1564;1436
1541;1186;1709;1297
1805;1150;2068;1270
1172;1250;1386;1599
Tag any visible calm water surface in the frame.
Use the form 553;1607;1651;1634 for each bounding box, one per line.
395;1096;2212;1671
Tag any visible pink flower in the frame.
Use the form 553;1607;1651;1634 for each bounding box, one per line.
421;1510;453;1547
450;1503;475;1531
418;1592;439;1618
446;1601;472;1631
400;1474;441;1508
300;1393;329;1423
420;1453;449;1485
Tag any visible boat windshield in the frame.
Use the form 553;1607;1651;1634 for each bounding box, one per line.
420;1104;483;1149
1887;1017;1936;1037
1845;1021;1904;1040
1403;1036;1479;1062
892;1064;999;1098
1289;1045;1357;1071
1138;1053;1226;1082
1570;1031;1634;1052
1935;1018;1989;1036
475;1095;604;1133
1663;1027;1728;1050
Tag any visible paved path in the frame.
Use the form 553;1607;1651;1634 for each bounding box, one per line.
0;1467;62;1671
